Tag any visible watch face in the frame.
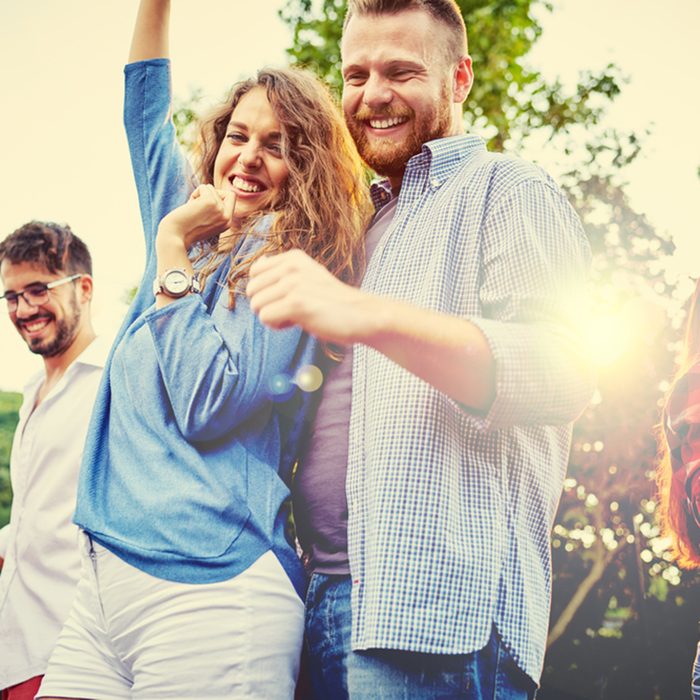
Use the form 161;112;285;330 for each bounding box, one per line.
163;269;189;295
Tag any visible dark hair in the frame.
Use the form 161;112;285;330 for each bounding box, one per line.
656;279;700;568
0;220;92;276
343;0;468;60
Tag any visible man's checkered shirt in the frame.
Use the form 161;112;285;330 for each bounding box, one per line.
346;135;594;683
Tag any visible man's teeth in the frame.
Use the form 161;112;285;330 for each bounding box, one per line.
23;319;50;332
232;177;263;193
369;116;406;129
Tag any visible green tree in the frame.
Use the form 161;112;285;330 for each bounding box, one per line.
541;162;700;699
279;0;623;150
0;390;21;528
172;89;206;156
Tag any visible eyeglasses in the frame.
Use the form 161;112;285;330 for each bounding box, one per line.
1;273;83;312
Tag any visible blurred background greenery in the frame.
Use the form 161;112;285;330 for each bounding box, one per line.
0;392;20;528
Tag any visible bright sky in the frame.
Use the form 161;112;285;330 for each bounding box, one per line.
1;0;698;392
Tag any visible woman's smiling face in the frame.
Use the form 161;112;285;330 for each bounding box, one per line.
213;87;290;220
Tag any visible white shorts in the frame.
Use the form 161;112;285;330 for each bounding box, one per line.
38;534;303;699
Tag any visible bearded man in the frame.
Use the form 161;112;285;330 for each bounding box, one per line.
0;221;104;700
248;1;595;697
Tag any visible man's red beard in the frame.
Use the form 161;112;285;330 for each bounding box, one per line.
346;87;453;179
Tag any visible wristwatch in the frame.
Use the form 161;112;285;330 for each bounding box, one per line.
153;269;201;299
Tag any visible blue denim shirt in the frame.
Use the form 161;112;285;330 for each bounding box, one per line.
73;59;315;596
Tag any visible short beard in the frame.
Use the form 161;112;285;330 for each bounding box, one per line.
347;84;453;179
27;293;81;358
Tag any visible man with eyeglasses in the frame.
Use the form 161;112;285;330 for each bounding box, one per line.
0;221;104;700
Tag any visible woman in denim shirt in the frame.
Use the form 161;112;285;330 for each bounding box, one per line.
658;278;700;700
38;1;369;698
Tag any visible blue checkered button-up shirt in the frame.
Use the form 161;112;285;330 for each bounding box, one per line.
347;134;594;683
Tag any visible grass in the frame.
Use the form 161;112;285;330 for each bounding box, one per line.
0;390;21;528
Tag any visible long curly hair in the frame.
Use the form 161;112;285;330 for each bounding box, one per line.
193;67;371;305
656;278;700;569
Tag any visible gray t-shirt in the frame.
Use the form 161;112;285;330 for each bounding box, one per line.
294;197;398;574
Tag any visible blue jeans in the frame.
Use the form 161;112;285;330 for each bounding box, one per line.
304;572;536;699
693;642;700;700
304;573;352;699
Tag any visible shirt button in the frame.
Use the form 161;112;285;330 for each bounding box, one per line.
431;177;440;188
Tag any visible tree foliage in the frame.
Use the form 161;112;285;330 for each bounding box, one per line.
542;161;700;699
0;391;21;528
279;0;624;150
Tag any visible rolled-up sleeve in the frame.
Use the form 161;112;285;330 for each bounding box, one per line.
466;179;595;430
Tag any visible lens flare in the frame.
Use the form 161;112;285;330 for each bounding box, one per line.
268;373;294;401
294;364;324;393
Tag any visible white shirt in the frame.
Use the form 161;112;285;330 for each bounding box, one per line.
0;338;106;689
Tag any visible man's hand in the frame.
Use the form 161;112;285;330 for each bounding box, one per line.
248;248;495;410
247;250;374;345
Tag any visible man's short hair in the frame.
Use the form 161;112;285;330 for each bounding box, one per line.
343;0;468;60
0;221;92;276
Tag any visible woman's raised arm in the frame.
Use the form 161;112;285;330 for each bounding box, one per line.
129;0;170;62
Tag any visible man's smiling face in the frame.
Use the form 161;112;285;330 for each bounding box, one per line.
341;8;463;184
1;260;82;358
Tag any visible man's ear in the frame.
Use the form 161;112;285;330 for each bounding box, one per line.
453;55;473;103
78;274;94;303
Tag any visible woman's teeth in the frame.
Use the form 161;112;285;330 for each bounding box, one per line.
232;177;263;193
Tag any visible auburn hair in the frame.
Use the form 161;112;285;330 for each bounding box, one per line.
656;278;700;568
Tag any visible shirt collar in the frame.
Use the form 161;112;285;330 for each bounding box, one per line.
369;134;486;210
21;335;107;393
74;335;108;370
19;335;106;415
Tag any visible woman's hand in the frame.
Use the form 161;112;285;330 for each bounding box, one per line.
154;186;236;310
156;185;236;252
